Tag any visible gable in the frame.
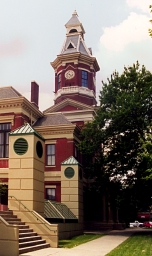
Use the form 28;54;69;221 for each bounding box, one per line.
43;98;93;114
57;105;81;112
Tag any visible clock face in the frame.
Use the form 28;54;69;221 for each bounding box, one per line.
65;70;75;80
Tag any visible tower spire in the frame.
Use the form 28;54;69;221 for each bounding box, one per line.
72;10;78;16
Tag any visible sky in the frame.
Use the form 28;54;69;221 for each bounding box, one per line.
0;0;152;111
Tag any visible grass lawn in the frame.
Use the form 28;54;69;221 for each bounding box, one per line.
106;231;152;256
59;233;103;248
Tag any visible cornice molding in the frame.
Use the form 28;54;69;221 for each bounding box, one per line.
51;52;100;72
0;97;43;119
34;123;81;137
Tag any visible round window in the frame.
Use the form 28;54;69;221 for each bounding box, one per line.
36;141;43;158
14;138;28;155
64;167;75;179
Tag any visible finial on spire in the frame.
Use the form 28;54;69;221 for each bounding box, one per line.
72;10;78;17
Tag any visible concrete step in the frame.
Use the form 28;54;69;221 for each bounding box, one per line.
19;235;41;243
7;220;25;225
0;214;17;218
14;224;29;229
19;243;50;254
19;239;46;248
19;228;33;233
1;216;19;220
0;210;13;215
19;232;37;238
0;210;51;254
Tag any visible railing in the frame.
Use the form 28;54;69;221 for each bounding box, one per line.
9;195;57;233
54;86;96;100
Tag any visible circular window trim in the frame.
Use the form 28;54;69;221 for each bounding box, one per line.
64;167;75;179
36;141;43;158
14;138;28;155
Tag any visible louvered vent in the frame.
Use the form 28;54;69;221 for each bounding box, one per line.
14;138;28;155
64;167;75;179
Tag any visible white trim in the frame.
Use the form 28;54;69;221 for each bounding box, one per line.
0;115;14;126
80;35;92;56
78;67;91;73
45;185;56;188
54;86;96;101
45;140;57;144
77;35;80;52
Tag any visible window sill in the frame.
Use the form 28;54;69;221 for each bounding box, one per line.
45;165;56;168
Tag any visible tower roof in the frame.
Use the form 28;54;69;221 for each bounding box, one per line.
60;11;92;56
65;10;82;27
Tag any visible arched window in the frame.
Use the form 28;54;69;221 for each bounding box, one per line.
69;29;77;33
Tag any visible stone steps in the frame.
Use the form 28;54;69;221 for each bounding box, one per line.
19;243;50;254
0;210;50;254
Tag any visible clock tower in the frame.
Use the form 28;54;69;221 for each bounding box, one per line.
51;11;100;107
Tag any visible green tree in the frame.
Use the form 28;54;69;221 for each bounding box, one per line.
80;62;152;218
139;135;152;179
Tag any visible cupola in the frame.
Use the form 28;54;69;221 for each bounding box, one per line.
51;11;100;107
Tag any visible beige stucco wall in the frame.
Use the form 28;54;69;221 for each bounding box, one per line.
8;133;45;215
61;164;83;222
0;217;19;256
58;223;83;240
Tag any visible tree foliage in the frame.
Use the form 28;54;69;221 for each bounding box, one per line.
139;135;152;180
80;63;152;214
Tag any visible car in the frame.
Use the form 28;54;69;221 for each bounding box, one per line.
129;220;143;228
143;221;152;228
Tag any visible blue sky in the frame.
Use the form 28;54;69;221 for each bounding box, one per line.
0;0;151;110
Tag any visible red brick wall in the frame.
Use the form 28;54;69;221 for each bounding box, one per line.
55;63;95;93
0;160;8;168
13;113;30;129
45;138;74;172
58;105;80;112
55;93;96;105
0;178;8;183
54;62;96;106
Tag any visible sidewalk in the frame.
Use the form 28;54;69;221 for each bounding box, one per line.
20;228;139;256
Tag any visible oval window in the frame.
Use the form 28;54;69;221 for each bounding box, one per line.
36;141;43;158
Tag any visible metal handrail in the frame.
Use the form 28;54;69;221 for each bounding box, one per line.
9;195;57;233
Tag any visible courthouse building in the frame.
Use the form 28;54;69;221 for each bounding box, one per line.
0;11;103;230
